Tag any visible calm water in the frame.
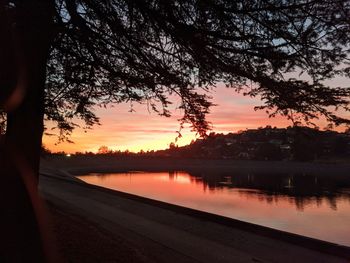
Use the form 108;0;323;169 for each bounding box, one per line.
77;171;350;246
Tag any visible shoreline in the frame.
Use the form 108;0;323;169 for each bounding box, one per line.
42;156;350;177
39;159;350;262
69;173;350;259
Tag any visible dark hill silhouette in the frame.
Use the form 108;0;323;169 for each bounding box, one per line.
69;126;350;162
151;126;350;161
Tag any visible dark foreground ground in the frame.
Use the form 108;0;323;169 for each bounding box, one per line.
49;204;155;263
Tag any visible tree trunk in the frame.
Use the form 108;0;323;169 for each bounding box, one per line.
0;1;58;262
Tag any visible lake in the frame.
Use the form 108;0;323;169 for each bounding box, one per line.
77;171;350;246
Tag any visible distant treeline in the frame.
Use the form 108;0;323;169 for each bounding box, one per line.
45;126;350;162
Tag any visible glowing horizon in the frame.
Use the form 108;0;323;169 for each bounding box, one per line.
43;86;348;154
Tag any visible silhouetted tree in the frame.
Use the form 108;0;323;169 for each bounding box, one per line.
97;145;110;154
169;142;177;149
291;127;319;161
1;0;350;261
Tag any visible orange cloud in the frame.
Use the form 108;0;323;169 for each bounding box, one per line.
43;85;349;153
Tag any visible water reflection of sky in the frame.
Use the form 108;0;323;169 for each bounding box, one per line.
78;171;350;246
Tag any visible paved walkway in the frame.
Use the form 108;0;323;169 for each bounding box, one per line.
39;172;348;263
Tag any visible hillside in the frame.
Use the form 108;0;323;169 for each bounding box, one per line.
154;126;350;161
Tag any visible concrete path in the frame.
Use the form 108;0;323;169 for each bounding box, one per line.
39;172;349;263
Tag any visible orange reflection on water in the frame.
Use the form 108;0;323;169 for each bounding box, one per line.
78;171;350;246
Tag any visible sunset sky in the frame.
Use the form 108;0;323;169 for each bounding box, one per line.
43;84;348;154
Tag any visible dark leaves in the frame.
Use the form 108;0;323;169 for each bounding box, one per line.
44;0;350;139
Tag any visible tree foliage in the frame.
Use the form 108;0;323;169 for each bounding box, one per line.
3;0;350;140
1;3;350;260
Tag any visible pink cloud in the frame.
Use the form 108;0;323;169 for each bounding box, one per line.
43;85;348;153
